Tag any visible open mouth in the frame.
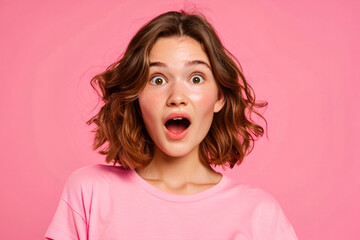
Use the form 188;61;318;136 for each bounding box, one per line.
165;117;191;134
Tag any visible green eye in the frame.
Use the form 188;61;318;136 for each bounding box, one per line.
150;76;166;85
190;74;204;84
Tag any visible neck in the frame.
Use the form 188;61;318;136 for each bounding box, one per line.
135;146;220;187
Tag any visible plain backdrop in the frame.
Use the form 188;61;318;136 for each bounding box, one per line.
1;0;359;239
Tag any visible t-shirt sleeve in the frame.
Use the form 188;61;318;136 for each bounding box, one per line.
251;194;298;240
45;199;87;240
45;170;90;240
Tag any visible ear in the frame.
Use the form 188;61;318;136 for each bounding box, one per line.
213;90;225;113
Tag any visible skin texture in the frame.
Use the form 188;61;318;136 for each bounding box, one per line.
137;36;225;194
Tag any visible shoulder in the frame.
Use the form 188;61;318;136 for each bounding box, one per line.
61;164;131;198
225;179;287;219
227;180;280;207
227;181;296;238
68;164;128;181
235;183;295;238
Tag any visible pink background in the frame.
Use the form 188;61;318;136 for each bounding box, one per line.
1;0;359;239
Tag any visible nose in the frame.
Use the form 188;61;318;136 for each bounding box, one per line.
166;81;188;107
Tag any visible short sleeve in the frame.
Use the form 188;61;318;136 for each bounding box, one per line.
251;195;298;240
45;199;87;240
45;168;92;240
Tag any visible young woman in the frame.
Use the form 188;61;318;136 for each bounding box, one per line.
45;11;298;240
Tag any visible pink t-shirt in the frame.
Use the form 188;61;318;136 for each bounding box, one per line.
45;164;298;240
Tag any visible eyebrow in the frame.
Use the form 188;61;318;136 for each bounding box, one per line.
149;60;212;70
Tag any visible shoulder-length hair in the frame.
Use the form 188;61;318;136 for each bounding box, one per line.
87;10;268;170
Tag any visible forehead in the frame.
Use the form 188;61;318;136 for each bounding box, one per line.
149;36;210;64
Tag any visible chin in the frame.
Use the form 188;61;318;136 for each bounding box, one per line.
157;143;198;158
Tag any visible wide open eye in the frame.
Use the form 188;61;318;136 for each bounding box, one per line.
150;75;166;85
190;74;204;84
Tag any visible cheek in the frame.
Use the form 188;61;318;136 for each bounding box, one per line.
138;92;162;128
191;90;218;114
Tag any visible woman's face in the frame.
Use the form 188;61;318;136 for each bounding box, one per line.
138;36;224;158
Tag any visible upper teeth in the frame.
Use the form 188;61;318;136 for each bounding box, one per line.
173;118;183;120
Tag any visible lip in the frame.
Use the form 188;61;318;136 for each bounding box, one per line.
163;112;192;125
164;125;190;140
163;112;191;140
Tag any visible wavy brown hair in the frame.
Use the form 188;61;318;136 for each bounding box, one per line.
86;10;268;170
